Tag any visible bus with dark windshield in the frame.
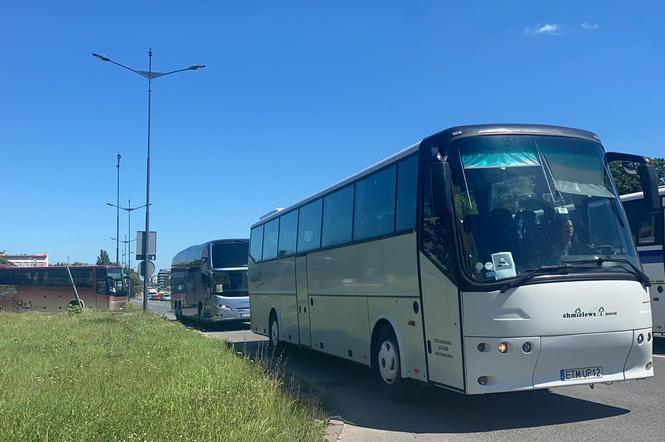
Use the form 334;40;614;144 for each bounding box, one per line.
171;239;249;324
0;265;128;312
249;124;659;395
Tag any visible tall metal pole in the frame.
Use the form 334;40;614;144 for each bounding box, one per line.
116;153;121;266
128;199;132;299
142;49;152;312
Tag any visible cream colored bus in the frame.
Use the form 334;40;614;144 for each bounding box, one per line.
249;124;658;394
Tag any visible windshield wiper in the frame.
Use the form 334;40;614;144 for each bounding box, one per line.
498;257;650;293
500;263;591;293
562;257;650;287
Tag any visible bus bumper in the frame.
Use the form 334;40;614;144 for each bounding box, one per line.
464;328;654;394
211;306;251;322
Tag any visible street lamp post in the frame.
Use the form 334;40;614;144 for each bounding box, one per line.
115;153;121;266
93;50;205;311
107;200;147;300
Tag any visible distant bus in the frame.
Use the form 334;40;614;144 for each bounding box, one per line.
171;239;250;324
621;186;665;334
250;124;657;395
0;265;128;312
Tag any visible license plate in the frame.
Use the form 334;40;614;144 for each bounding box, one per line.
241;313;250;318
560;366;603;381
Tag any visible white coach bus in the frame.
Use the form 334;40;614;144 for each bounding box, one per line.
249;124;659;394
621;185;665;334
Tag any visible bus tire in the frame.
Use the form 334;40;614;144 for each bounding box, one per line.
67;299;84;313
373;325;406;396
197;303;206;330
268;312;280;349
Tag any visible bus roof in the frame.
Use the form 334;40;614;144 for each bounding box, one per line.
252;124;601;227
172;239;248;267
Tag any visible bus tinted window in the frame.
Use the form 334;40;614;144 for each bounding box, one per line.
262;218;279;260
212;242;249;268
250;226;264;261
171;269;186;293
0;269;15;284
322;185;354;247
297;199;322;252
13;269;39;285
70;268;93;287
354;166;396;240
397;156;418;231
278;211;298;257
624;198;662;246
42;269;68;286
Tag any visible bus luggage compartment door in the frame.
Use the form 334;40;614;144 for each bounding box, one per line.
651;283;665;333
295;256;312;347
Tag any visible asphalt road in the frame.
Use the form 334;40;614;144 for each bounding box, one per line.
140;300;665;441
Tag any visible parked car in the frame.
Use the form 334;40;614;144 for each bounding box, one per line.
148;288;158;300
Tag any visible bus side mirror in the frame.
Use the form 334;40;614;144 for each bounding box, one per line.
606;152;661;214
637;164;660;214
431;160;453;217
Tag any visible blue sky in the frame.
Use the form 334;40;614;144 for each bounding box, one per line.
1;1;664;271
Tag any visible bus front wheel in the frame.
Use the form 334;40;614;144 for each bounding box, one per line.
374;325;406;395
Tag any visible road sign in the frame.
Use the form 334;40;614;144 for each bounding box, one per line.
136;231;157;260
139;261;155;277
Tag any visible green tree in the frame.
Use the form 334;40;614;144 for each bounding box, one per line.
124;267;143;297
0;252;12;266
96;249;112;265
610;157;665;195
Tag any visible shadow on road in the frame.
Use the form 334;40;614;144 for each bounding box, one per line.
228;339;629;435
181;317;251;333
653;336;665;355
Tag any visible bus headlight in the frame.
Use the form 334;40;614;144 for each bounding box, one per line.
637;334;644;344
646;361;653;370
478;376;488;385
498;342;508;353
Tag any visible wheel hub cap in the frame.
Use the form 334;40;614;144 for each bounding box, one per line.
378;341;397;384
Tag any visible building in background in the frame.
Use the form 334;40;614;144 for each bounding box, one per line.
157;269;170;289
0;252;48;267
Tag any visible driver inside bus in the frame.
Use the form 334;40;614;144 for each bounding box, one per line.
547;218;595;260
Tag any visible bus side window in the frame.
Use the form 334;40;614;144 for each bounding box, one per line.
422;169;457;281
397;156;418;231
96;281;108;294
43;269;68;287
250;225;264;262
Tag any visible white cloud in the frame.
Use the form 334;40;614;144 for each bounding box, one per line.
525;23;562;36
581;22;599;31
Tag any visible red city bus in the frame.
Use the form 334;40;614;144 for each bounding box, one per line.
0;265;128;313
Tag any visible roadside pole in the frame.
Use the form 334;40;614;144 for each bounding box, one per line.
65;266;84;310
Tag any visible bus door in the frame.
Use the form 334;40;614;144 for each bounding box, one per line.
650;195;665;332
295;256;312;346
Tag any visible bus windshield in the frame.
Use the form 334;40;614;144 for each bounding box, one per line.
106;267;126;294
212;242;248;269
449;135;639;283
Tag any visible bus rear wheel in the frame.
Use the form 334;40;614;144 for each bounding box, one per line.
374;325;406;396
268;313;280;349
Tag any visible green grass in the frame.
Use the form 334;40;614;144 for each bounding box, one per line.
0;310;325;441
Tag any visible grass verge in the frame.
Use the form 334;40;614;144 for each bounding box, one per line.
0;311;325;441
